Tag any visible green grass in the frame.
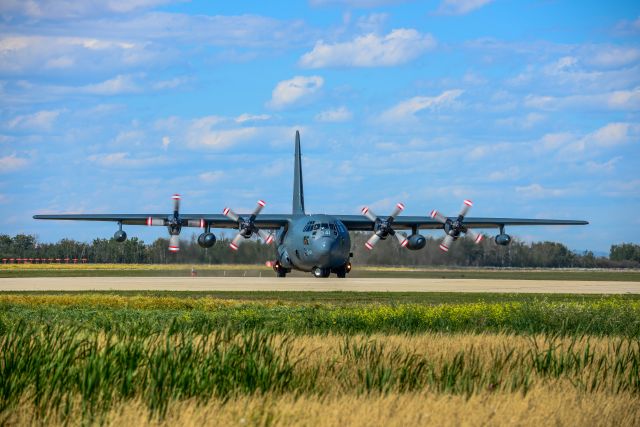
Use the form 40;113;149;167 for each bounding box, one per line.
1;294;639;336
2;293;639;424
1;324;638;423
2;266;639;281
4;290;640;305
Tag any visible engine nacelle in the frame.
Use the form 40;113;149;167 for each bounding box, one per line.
197;232;216;248
114;230;127;242
405;234;426;250
494;234;512;246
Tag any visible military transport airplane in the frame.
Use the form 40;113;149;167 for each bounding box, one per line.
34;131;588;278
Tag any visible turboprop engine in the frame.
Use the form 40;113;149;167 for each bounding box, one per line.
405;234;426;250
198;232;217;248
494;234;512;246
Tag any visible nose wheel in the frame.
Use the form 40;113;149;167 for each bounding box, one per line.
312;267;331;278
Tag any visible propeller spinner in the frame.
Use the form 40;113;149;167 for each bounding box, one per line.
361;202;408;250
146;194;184;253
430;199;483;252
223;200;275;251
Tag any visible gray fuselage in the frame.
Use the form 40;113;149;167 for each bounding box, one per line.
276;214;351;272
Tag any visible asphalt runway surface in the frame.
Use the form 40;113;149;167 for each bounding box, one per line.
1;277;639;293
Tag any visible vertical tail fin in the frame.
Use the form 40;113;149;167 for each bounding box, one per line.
292;130;305;215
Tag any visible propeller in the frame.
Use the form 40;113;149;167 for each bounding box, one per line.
361;202;408;250
223;200;275;251
430;199;483;252
146;194;185;253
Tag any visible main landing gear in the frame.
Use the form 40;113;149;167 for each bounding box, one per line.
276;266;288;278
268;261;290;278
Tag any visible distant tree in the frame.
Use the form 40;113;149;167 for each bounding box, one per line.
0;233;637;268
610;243;640;263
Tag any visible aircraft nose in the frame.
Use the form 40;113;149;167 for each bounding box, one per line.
314;237;343;266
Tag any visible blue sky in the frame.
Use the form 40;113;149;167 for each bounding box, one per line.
1;0;638;253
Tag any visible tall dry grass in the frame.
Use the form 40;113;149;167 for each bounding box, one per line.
4;386;639;426
1;327;638;424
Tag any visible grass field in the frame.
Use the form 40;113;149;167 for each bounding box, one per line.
2;263;640;281
1;291;638;425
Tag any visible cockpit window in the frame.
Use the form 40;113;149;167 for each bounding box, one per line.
303;221;315;232
313;223;320;231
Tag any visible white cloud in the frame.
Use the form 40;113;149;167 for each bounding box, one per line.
600;179;640;197
199;171;224;183
614;16;640;36
467;142;512;160
586;123;636;147
495;112;545;129
6;110;61;131
515;183;569;199
585;157;621;173
87;151;166;168
435;0;494;15
162;136;170;150
81;74;141;95
112;129;144;145
0;36;148;74
299;29;435;68
487;166;519;182
0;154;28;172
267;76;324;109
355;13;388;33
537;132;574;152
0;0;178;20
235;114;271;123
186;117;260;149
587;47;640;69
315;106;353;122
152;76;189;90
309;0;407;7
524;87;640;111
379;89;463;123
536;123;638;158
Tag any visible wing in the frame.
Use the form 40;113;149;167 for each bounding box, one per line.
33;214;291;229
335;215;588;231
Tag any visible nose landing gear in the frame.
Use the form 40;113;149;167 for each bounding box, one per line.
313;262;351;278
312;267;331;278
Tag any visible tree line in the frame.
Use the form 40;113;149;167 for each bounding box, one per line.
2;233;639;268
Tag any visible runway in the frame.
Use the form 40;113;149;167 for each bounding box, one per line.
1;277;639;293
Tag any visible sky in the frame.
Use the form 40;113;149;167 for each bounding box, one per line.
0;0;639;253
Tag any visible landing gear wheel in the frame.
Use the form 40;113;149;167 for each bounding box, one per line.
334;265;347;278
276;269;287;278
312;267;330;278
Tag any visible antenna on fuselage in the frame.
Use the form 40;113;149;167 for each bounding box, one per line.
292;130;305;216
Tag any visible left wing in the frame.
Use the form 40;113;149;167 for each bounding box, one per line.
337;199;588;251
335;215;589;231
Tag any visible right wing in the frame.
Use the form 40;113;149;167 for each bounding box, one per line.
32;214;292;229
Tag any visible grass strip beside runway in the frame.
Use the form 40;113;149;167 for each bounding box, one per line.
2;264;639;281
1;294;639;336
